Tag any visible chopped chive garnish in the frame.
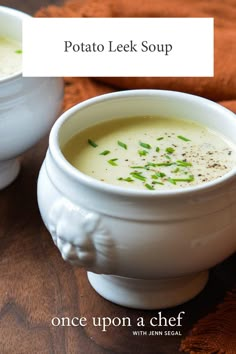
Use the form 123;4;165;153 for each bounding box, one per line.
168;178;177;185
139;142;151;149
118;140;127;150
156;172;166;178
133;171;144;176
172;167;180;173
156;146;160;152
108;158;118;166
118;177;134;182
88;139;98;148
152;181;164;185
176;160;192;167
177;135;191;142
130;172;146;181
138;150;149;156
130;165;146;169
146;162;157;167
171;175;194;183
15;49;22;54
157;137;164;141
100;150;110;156
165;154;171;160
156;162;174;166
145;183;155;190
151;172;166;179
166;147;175;154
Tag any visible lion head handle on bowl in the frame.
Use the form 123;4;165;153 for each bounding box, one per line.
47;198;115;273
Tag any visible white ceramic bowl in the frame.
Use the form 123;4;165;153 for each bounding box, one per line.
37;90;236;309
0;6;63;189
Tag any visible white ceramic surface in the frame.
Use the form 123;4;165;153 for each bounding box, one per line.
0;6;64;189
37;90;236;309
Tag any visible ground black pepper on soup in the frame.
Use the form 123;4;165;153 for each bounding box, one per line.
62;116;236;190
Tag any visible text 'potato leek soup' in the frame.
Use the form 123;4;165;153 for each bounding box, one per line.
62;116;236;191
0;37;22;79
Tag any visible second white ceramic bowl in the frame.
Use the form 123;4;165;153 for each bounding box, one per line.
0;6;64;189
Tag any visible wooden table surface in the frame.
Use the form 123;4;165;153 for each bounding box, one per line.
0;1;235;353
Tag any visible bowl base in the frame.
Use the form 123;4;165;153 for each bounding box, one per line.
0;158;20;190
87;271;209;309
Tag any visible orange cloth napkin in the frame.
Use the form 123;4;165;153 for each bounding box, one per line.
36;0;236;113
36;1;236;353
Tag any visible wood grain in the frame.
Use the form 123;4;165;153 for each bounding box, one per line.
0;1;235;353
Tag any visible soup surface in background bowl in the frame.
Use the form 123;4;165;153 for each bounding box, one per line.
62;116;236;190
0;36;22;78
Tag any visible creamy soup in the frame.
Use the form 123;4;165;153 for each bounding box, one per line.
62;116;236;190
0;37;22;79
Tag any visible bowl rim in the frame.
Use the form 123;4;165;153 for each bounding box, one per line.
49;89;236;198
0;5;30;84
